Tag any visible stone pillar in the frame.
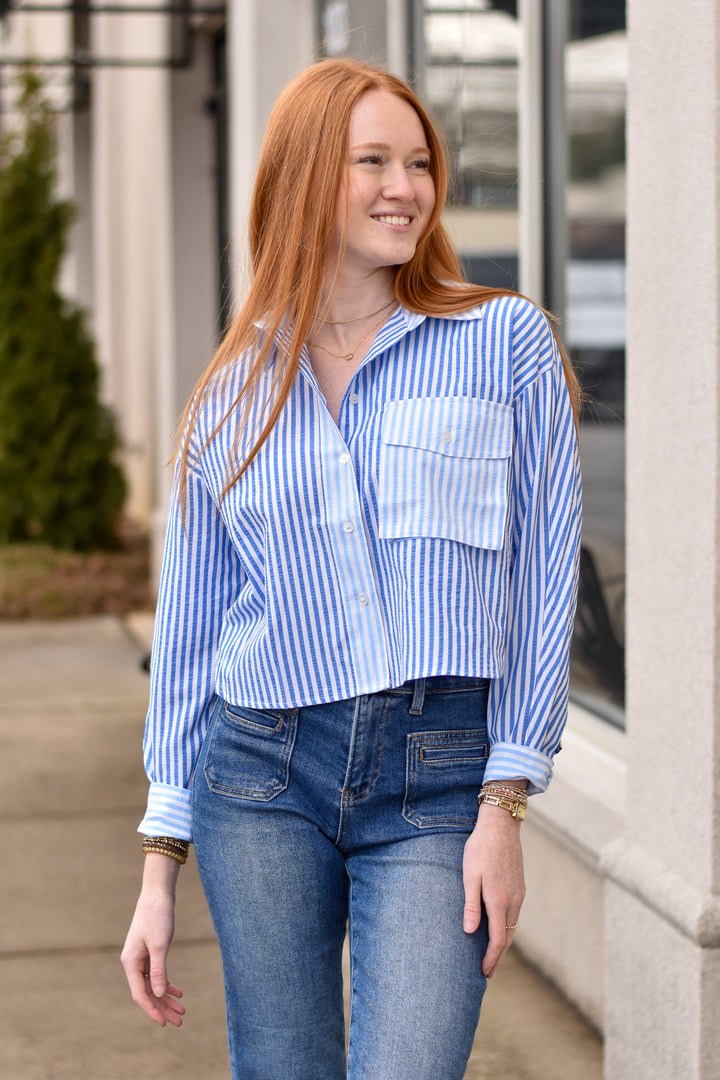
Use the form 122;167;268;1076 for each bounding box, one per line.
603;2;720;1076
91;6;174;525
226;0;315;303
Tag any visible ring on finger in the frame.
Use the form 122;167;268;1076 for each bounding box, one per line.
505;922;518;931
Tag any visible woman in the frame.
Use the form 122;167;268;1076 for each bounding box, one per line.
122;58;582;1080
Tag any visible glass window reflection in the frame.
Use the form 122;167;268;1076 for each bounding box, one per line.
423;0;520;291
566;2;626;722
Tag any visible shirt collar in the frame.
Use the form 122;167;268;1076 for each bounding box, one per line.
253;301;484;331
296;304;424;381
255;301;485;367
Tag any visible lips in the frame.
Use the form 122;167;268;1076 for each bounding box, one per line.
373;214;412;226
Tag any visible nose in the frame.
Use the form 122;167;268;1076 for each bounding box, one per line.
382;161;415;201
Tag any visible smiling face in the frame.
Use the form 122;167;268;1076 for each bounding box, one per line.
331;88;437;286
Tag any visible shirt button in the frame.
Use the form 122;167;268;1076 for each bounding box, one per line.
349;393;359;404
441;428;453;444
358;593;369;606
339;453;350;465
342;520;354;533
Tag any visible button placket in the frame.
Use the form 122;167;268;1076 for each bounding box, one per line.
325;426;389;689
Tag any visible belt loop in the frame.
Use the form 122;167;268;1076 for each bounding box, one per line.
409;677;426;716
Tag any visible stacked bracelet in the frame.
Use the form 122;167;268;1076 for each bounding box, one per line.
477;781;529;821
142;836;191;864
482;781;528;800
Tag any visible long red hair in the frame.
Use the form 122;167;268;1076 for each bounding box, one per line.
178;58;581;497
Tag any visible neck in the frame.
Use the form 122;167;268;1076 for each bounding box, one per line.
317;268;396;324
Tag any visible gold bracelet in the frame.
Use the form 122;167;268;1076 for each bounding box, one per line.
142;844;189;864
142;840;189;852
144;846;188;864
142;836;190;864
142;837;190;851
481;781;529;804
477;790;527;821
142;836;190;851
481;781;526;799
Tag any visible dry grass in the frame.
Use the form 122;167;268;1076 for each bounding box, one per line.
0;524;153;619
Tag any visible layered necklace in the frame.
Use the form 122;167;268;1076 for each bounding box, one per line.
310;299;397;362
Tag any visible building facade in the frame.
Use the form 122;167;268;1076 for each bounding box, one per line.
2;1;720;1075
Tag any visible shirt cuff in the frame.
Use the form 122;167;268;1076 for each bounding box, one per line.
483;742;557;796
138;782;194;841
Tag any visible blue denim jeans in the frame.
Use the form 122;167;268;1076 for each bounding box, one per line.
192;676;490;1080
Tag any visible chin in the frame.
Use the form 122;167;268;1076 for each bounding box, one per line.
377;243;418;268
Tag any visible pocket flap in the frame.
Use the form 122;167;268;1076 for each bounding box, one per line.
381;397;513;460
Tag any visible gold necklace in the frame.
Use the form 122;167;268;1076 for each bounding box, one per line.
314;298;396;326
310;307;397;362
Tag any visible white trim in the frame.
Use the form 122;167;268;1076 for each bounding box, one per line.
531;701;627;866
518;0;543;304
386;0;408;79
227;0;257;306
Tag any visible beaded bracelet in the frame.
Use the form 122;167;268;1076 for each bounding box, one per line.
482;778;528;792
146;847;187;864
142;836;190;864
142;835;190;851
142;837;190;854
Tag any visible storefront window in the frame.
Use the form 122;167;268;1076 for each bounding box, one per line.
565;1;626;722
423;0;627;723
315;0;626;724
422;0;520;290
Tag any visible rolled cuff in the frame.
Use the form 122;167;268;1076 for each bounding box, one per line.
138;782;194;842
483;742;556;797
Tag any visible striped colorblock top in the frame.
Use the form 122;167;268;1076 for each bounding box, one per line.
139;295;582;839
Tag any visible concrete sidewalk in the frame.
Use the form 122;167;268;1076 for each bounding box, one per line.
0;616;602;1080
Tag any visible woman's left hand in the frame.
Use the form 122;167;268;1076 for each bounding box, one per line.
462;801;526;978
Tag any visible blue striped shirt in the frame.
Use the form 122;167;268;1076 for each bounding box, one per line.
139;296;582;840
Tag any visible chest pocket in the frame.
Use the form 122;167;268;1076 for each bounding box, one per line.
378;396;513;551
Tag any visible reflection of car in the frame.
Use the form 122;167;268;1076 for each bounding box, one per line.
571;417;625;719
572;544;625;715
576;348;624;422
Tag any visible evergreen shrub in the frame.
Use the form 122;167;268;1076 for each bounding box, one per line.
0;72;126;550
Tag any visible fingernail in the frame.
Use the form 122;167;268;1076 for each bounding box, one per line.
153;984;165;997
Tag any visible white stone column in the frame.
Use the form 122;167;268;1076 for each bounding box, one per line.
226;0;315;306
518;0;544;304
603;2;720;1076
91;6;174;525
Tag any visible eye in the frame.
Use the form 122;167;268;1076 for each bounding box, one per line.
409;157;430;171
357;153;384;166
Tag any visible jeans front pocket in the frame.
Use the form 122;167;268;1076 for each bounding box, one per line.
203;699;298;800
403;728;489;829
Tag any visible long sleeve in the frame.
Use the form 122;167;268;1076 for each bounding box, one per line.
138;455;244;839
483;310;582;794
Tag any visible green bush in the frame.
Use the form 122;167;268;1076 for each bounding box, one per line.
0;72;126;550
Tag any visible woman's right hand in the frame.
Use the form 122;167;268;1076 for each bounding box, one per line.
121;853;186;1026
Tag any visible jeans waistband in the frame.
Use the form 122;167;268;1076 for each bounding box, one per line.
386;676;490;716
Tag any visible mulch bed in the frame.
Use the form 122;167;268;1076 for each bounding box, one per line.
0;525;153;619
